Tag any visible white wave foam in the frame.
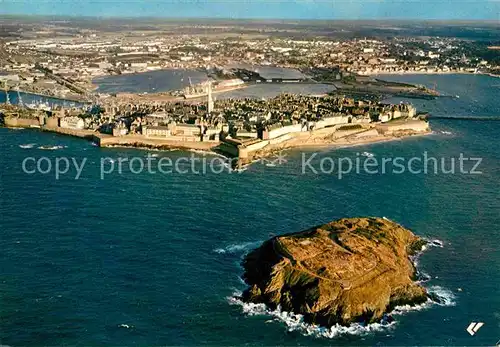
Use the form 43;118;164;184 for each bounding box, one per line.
361;151;375;158
391;285;455;315
411;238;445;268
214;241;262;255
416;270;432;283
230;283;455;339
213;160;233;172
228;236;454;338
428;239;444;248
19;143;36;149
427;285;456;306
37;145;66;150
391;301;430;315
228;291;396;338
186;149;216;156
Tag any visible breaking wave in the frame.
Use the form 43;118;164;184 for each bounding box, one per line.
214;241;262;255
228;291;396;338
426;285;456;306
227;236;455;338
361;151;375;158
37;145;66;150
186;149;229;159
439;130;453;135
229;283;455;339
411;238;444;268
19;143;36;149
392;285;456;316
118;324;134;329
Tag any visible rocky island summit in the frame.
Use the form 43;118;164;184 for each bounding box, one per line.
241;217;429;327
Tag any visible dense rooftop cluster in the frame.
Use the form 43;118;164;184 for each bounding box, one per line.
0;21;498;101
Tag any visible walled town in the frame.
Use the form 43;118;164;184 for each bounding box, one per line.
1;88;429;167
4;19;483;165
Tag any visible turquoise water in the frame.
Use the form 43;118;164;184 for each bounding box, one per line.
1;74;499;346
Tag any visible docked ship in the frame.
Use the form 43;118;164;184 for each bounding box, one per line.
182;78;246;99
25;101;52;112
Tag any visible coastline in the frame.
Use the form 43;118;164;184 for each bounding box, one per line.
4;120;431;164
243;125;431;166
284;131;432;150
362;70;500;79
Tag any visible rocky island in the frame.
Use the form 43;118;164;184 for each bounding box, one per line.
241;217;428;327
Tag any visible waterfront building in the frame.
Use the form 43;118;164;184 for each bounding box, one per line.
59;116;85;130
173;123;201;137
143;125;171;138
0;74;20;82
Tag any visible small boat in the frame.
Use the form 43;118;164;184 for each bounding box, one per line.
361;151;374;158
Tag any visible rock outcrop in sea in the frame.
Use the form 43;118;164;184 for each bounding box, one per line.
241;217;429;327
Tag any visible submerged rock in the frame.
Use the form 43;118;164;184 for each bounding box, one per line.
241;217;428;327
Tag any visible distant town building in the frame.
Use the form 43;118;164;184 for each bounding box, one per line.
0;74;20;82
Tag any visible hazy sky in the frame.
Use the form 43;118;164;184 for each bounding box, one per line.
0;0;499;20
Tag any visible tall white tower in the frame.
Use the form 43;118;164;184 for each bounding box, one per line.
207;81;214;115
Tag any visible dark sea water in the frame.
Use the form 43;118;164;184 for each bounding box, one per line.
1;74;499;346
93;69;209;94
92;66;335;98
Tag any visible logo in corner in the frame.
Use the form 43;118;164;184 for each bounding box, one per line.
466;322;484;336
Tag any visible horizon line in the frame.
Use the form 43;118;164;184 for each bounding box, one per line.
0;14;499;23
